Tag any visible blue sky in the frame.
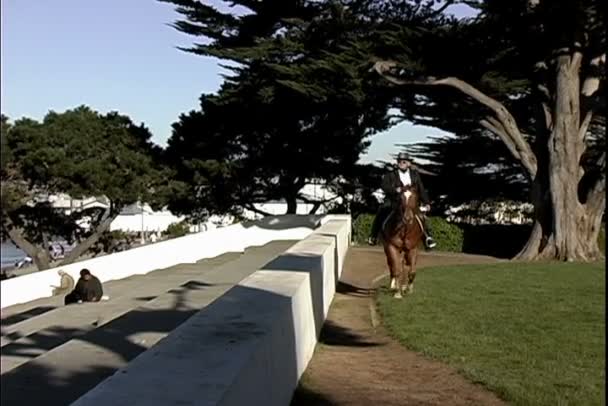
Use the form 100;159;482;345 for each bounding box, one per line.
1;0;470;164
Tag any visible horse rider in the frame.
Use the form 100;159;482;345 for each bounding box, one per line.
368;152;437;249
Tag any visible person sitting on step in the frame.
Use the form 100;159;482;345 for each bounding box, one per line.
64;268;108;305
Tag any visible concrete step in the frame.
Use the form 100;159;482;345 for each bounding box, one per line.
0;252;242;349
0;240;296;406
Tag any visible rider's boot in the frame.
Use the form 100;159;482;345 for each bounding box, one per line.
421;216;437;249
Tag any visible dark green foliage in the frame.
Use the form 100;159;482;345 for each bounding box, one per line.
426;216;464;252
163;221;190;239
1;108;165;269
352;213;375;244
159;0;440;217
352;213;464;252
90;230;133;256
400;134;530;211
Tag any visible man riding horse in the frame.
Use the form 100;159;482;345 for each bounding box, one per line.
368;152;437;249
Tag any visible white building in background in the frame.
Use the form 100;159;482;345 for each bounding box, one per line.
241;181;341;220
445;201;534;225
109;203;185;233
371;190;534;225
38;194;187;234
38;183;341;234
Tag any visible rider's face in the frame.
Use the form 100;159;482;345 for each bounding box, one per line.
397;160;410;170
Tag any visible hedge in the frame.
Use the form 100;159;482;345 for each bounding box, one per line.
352;213;463;252
353;214;606;259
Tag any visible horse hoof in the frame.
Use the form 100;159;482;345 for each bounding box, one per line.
407;284;414;294
390;278;396;290
393;292;402;299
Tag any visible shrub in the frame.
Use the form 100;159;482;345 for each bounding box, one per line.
426;217;464;252
352;213;374;244
163;221;190;239
91;230;131;255
352;213;464;252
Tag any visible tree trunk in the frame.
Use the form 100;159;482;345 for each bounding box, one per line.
59;208;119;265
6;224;52;270
285;196;298;214
516;56;605;261
373;59;605;261
308;201;322;214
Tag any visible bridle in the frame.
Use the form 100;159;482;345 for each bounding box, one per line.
398;188;417;228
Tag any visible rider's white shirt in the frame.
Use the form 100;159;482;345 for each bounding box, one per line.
398;169;412;186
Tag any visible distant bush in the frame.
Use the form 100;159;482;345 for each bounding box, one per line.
163;221;190;239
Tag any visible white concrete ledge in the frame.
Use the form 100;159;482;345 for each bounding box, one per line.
71;216;350;406
1;215;325;309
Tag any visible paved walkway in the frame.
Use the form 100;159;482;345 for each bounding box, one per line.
0;240;296;406
291;246;507;406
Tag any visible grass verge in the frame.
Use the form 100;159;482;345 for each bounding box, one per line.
376;261;605;406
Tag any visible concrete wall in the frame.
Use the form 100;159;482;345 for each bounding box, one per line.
71;216;351;406
1;215;330;309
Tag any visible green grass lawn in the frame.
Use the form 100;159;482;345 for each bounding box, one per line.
376;262;605;406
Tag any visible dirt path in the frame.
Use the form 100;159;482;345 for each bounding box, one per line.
291;247;508;406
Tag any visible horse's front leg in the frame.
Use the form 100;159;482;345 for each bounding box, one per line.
384;243;401;294
406;248;418;294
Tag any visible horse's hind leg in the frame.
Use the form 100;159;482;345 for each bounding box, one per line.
406;248;418;294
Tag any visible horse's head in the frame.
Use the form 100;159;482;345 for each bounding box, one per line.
399;185;419;222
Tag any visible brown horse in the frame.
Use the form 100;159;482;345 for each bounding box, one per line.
381;185;424;299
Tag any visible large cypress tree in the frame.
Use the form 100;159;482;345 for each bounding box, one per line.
374;0;605;261
161;0;404;215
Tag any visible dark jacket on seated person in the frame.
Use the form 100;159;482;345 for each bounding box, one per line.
64;269;103;304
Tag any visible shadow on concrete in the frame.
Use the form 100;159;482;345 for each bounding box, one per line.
261;252;327;339
1;236;345;406
68;284;306;406
0;279;212;405
1;306;57;328
2;325;88;362
241;214;323;230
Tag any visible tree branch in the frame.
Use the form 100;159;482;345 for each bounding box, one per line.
586;175;606;215
480;117;521;161
411;164;438;176
297;194;338;205
537;84;554;130
3;214;50;270
243;203;274;217
579;111;593;141
373;60;538;178
571;51;584;71
581;54;605;96
59;204;120;265
420;0;455;21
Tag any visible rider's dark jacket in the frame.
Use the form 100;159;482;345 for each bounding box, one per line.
381;168;430;208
